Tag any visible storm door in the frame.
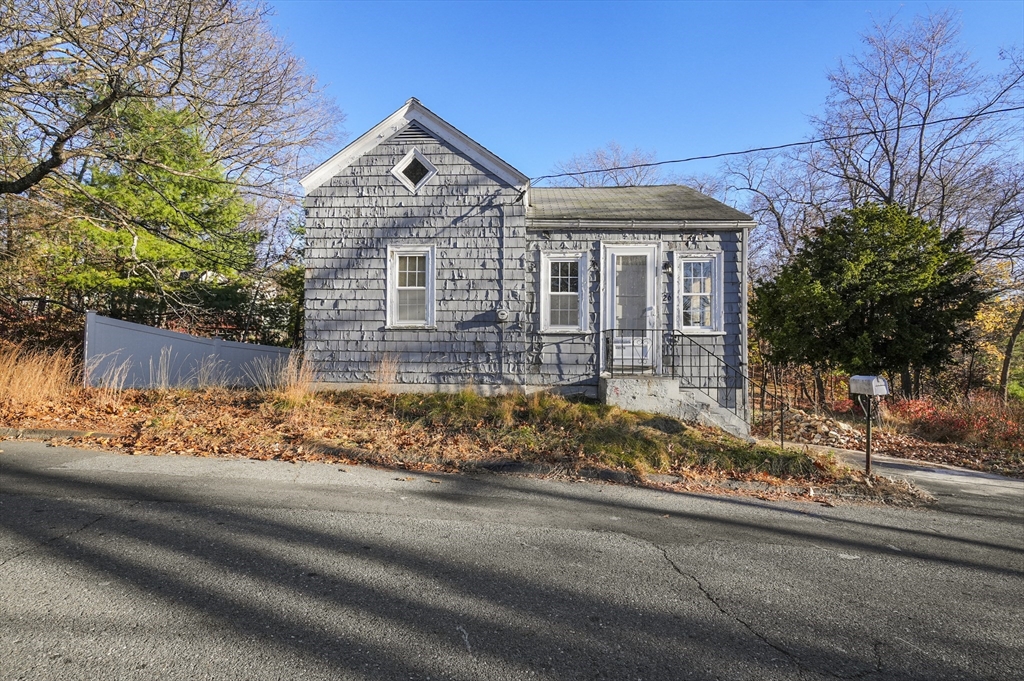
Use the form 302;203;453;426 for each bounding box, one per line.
602;245;659;372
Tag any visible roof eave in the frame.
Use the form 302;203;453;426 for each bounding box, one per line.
525;218;756;230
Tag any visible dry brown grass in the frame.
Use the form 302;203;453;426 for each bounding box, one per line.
276;353;315;406
0;377;932;503
373;352;399;393
0;342;78;409
242;352;314;406
84;351;134;411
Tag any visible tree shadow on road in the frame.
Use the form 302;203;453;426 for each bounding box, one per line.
1;458;1020;680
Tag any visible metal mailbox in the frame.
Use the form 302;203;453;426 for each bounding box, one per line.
850;375;890;396
849;375;888;476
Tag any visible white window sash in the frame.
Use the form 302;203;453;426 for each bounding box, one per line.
387;245;436;328
673;251;723;333
539;252;588;332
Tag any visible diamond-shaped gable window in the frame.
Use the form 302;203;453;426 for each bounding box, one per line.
402;157;429;185
391;148;437;193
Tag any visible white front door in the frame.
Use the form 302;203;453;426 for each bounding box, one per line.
602;245;659;371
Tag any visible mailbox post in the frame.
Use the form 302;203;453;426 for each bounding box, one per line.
849;375;890;475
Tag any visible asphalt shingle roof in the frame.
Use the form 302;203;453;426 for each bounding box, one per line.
527;185;752;222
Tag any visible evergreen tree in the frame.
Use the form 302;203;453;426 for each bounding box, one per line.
49;102;257;329
753;203;988;397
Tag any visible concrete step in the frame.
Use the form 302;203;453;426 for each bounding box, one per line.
599;375;749;438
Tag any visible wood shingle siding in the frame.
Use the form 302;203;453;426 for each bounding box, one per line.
304;119;526;388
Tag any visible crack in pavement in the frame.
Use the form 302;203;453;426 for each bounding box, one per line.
0;497;142;569
653;541;896;681
833;640;884;681
651;543;817;673
644;540;894;681
456;624;473;655
579;524;829;678
0;513;107;568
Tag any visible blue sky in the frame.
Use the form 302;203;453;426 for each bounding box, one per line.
268;0;1023;182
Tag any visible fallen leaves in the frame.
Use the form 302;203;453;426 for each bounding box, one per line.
872;431;1023;478
0;386;1008;510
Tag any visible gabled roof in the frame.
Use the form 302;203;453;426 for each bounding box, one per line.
527;186;753;223
300;98;530;194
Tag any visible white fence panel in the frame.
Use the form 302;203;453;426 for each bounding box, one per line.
83;311;293;388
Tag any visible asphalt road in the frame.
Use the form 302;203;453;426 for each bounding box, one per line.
1;440;1021;681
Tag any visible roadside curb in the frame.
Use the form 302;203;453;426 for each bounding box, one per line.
0;430;933;505
473;460;639;485
0;427;121;441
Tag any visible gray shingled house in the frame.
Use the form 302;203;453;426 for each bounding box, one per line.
301;99;754;435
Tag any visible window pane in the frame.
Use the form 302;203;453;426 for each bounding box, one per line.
398;289;426;322
682;294;712;327
549;293;579;327
682;260;713;294
615;255;647;330
398;255;426;288
395;253;428;324
699;294;711;327
402;158;429;185
549;261;579;293
680;258;714;328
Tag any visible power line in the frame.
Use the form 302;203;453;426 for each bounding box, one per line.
531;105;1024;184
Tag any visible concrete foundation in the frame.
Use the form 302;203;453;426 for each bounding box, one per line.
599;375;750;438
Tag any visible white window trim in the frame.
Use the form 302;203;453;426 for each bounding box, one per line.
387;244;436;329
390;148;437;194
673;251;724;334
539;251;588;333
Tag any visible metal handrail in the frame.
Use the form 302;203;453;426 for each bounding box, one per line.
602;327;661;376
675;337;795;444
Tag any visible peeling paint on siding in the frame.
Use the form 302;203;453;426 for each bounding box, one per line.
304;127;746;402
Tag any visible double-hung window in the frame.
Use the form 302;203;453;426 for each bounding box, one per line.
540;252;587;332
387;245;435;328
674;252;723;333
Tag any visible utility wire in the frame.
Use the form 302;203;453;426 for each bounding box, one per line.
531;104;1024;183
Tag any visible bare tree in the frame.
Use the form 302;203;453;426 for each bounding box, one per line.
722;11;1024;401
0;0;341;199
724;12;1019;274
724;149;840;274
956;162;1024;264
724;12;1023;276
667;171;728;201
549;142;662;187
810;12;1023;258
